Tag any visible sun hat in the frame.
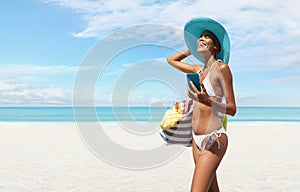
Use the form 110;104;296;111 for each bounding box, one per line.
184;17;230;64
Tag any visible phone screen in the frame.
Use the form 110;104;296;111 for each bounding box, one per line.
186;73;201;92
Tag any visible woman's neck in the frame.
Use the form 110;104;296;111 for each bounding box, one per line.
203;56;217;69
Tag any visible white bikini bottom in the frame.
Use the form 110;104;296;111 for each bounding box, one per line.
192;127;227;151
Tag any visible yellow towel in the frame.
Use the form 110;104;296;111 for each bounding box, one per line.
160;109;184;130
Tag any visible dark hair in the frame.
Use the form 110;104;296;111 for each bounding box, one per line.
200;30;221;54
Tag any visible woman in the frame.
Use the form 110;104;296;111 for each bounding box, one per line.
167;17;236;192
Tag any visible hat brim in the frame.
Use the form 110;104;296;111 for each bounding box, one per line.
184;17;230;64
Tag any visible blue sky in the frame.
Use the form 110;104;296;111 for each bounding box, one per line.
1;0;300;107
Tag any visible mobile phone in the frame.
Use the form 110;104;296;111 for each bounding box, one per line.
187;73;201;92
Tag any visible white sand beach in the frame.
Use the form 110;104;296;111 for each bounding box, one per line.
0;121;299;192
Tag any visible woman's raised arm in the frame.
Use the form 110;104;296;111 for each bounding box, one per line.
166;49;200;73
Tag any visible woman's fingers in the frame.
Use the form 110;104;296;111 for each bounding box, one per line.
186;85;198;101
201;83;206;93
189;81;201;94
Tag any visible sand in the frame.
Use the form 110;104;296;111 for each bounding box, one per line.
0;121;299;192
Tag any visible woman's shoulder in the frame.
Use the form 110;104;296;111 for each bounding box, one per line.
217;61;231;73
216;61;233;80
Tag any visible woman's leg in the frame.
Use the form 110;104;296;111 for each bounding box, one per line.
208;173;219;192
191;134;228;192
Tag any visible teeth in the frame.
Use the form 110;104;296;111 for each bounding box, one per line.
199;43;206;47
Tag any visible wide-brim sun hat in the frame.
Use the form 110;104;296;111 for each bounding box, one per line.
184;17;230;64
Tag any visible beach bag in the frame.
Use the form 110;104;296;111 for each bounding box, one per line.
159;99;193;146
159;99;229;147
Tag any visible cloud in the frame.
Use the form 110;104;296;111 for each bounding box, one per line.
0;79;72;106
41;0;300;73
0;64;75;106
2;0;298;107
260;76;300;85
0;64;77;78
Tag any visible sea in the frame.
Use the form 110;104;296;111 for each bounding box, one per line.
0;107;300;122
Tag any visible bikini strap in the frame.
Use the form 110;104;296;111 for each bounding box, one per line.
198;59;221;74
209;130;222;149
196;65;204;74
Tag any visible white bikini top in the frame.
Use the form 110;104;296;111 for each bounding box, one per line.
198;60;223;99
198;60;224;120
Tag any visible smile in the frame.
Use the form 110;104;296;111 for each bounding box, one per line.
198;42;207;48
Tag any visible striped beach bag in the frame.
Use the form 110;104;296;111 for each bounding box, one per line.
159;100;193;146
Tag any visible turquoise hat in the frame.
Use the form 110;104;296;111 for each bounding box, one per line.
184;17;230;64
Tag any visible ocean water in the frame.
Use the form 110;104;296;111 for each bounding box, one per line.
0;107;300;122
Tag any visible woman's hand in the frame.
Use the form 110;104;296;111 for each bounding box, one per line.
187;81;211;106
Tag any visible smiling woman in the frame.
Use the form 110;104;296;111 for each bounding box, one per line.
167;17;236;192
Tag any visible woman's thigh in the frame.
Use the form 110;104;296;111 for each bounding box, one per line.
191;134;228;191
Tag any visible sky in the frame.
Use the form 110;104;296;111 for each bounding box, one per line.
1;0;300;107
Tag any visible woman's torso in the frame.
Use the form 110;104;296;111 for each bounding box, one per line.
192;62;224;135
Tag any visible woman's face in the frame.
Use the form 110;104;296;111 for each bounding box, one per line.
196;35;217;56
